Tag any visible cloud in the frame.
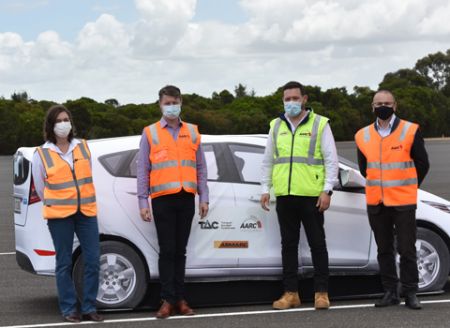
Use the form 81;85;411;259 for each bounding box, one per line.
1;0;450;103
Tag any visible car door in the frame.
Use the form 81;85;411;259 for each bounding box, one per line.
300;162;372;268
185;143;238;268
224;143;284;268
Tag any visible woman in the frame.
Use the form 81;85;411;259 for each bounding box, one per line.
31;105;103;323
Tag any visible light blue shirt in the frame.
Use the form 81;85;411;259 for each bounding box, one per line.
376;114;396;138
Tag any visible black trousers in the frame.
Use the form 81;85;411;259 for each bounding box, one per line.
152;191;195;304
368;205;418;294
276;195;329;292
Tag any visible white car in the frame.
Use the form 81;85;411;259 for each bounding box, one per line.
13;135;450;309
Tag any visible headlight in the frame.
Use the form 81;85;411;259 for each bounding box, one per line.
421;200;450;214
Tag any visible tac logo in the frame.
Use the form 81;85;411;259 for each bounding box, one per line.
299;132;312;137
199;220;219;229
391;145;403;151
240;217;263;231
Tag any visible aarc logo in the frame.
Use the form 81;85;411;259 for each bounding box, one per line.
240;217;263;231
391;145;403;151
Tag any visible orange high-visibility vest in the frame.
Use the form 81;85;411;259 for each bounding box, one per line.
145;121;200;199
36;139;97;219
355;119;419;206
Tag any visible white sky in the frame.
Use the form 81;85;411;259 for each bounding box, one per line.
1;0;450;104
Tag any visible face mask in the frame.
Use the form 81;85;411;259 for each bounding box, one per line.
374;106;394;120
53;121;72;138
162;104;181;119
284;101;302;117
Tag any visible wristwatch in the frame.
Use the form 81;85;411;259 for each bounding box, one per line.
324;190;333;196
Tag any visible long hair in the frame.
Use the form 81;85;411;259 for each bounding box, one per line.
43;105;75;144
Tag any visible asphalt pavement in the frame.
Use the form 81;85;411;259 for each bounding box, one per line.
1;140;450;328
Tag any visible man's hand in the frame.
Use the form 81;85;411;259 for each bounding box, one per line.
140;208;152;222
316;192;331;212
260;193;270;211
199;202;209;219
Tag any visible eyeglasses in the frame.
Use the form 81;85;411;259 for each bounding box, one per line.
372;102;395;107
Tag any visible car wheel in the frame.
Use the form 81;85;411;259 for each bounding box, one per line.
396;227;450;292
73;240;148;309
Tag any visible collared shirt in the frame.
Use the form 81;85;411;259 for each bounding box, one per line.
136;117;209;209
375;114;396;138
261;111;339;194
31;139;82;201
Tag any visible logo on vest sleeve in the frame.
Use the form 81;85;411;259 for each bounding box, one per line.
391;145;403;151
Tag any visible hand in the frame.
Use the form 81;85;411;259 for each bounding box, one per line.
199;202;209;219
140;208;152;222
260;193;270;211
316;192;331;212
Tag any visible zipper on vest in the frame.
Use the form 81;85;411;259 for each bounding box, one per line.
379;137;384;204
287;127;297;195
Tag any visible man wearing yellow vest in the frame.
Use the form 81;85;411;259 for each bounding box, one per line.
355;90;429;310
137;85;209;319
260;81;339;310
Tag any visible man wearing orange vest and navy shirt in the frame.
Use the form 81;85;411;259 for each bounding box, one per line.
355;90;429;310
137;85;209;319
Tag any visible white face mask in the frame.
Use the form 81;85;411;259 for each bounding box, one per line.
54;121;72;138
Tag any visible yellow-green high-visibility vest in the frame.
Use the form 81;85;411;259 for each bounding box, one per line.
270;111;329;196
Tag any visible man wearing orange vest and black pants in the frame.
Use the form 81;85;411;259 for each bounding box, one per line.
137;85;209;319
355;90;429;310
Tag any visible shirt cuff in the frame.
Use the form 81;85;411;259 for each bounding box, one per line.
138;197;150;210
199;194;209;204
261;185;271;194
323;183;335;192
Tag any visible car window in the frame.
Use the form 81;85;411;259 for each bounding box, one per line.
203;144;219;181
228;144;264;184
13;152;30;185
129;150;139;177
99;150;134;177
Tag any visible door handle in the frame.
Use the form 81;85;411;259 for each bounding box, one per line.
249;195;276;203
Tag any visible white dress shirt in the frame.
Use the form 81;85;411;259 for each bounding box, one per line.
376;114;396;137
31;139;82;200
261;112;339;194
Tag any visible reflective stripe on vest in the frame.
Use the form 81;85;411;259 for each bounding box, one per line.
270;111;328;197
146;121;200;199
37;139;97;219
355;119;419;206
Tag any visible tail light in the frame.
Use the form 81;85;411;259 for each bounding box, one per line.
29;176;41;205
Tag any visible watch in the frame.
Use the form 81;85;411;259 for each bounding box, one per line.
325;190;333;196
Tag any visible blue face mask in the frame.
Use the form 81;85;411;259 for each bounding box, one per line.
284;101;302;117
162;104;181;119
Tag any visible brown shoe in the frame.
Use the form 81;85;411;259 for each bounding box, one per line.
314;292;330;309
83;312;104;322
156;300;175;319
176;300;195;315
273;291;301;310
63;312;81;323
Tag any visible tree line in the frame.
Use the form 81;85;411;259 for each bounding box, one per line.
1;49;450;155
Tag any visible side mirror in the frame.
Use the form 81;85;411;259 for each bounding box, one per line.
340;168;366;188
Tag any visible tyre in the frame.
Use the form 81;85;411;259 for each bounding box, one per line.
73;240;149;309
396;227;450;292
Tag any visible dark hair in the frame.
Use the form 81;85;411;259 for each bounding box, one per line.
44;105;75;144
282;81;306;96
158;85;182;101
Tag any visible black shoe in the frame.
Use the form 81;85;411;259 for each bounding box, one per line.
375;290;400;307
404;293;422;310
63;312;81;323
83;312;104;322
